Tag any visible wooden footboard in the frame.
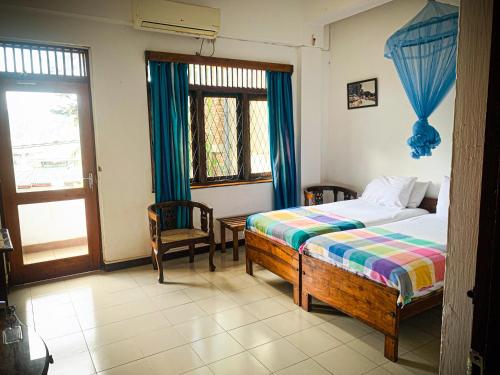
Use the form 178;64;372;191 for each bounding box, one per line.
301;255;442;362
245;230;301;305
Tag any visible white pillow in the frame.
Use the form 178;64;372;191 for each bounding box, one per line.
361;176;417;208
436;176;450;218
407;181;430;208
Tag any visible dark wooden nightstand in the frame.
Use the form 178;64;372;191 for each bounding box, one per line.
0;228;13;308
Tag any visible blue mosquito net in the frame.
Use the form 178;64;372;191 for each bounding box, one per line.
385;0;459;159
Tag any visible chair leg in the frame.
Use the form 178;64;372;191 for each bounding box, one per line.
189;245;195;263
220;224;226;253
156;250;164;283
232;230;239;261
151;248;158;270
209;239;216;272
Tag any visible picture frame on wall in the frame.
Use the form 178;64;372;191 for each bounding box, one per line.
347;78;378;110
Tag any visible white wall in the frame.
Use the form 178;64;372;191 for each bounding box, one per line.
0;1;303;263
323;0;458;196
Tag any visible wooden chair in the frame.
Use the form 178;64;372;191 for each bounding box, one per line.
147;200;215;283
304;185;358;206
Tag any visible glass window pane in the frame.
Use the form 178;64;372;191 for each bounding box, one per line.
6;91;84;192
204;97;239;180
250;100;271;174
19;199;88;264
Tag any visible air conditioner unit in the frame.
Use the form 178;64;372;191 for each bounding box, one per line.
133;0;220;39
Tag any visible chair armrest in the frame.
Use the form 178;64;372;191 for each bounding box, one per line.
197;203;214;234
147;205;160;245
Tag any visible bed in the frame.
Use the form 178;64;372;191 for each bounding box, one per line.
245;182;433;305
300;212;446;362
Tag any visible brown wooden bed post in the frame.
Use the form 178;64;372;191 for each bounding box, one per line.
301;289;311;312
246;256;253;275
385;334;399;362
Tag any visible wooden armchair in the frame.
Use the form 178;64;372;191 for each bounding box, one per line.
148;200;215;283
304;185;358;206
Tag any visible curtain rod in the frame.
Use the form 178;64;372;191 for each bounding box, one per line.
145;51;294;74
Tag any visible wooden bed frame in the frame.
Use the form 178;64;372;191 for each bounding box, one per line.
246;185;359;305
245;230;302;304
245;193;440;362
301;255;442;362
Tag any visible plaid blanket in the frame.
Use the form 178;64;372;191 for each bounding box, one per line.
300;227;446;304
246;206;365;250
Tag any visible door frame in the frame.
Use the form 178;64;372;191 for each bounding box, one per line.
0;73;102;284
469;0;500;372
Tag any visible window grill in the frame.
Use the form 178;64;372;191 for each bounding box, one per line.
204;96;242;181
0;41;88;78
188;63;266;89
249;99;271;175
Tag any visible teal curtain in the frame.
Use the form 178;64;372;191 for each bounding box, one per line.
149;61;191;227
266;71;298;209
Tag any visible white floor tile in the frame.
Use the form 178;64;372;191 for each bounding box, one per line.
228;321;281;349
263;310;315;336
286;326;342;356
190;332;245;364
162;302;207;325
147;344;205;375
90;338;143;372
135;325;188;356
195;294;239;314
209;351;269;375
212;306;259;330
243;297;289;320
275;359;331;375
318;316;373;343
174;316;224;342
250;338;308;372
83;311;170;350
314;345;378;375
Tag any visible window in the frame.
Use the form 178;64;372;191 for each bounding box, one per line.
187;89;271;186
149;59;272;187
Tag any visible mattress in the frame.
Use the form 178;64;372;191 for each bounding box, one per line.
246;199;428;250
301;214;448;304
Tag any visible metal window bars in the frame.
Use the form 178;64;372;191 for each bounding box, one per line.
0;41;88;78
188;64;266;89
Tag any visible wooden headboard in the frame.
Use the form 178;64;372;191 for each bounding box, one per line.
418;197;438;213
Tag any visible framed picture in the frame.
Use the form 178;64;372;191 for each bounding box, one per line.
347;78;378;110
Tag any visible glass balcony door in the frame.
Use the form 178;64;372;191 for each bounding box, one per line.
0;78;101;283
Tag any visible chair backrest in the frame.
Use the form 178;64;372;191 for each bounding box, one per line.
304;185;358;206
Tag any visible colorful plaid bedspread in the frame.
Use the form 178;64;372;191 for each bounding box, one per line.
300;227;446;304
246;207;365;250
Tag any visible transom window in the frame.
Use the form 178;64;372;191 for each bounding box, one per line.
0;41;88;78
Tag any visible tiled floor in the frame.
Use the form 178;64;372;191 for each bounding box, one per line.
23;244;88;264
9;247;442;374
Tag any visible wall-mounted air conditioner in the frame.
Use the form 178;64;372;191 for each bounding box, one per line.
133;0;221;39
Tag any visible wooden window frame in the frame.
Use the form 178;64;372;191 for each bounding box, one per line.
146;52;292;189
188;89;271;188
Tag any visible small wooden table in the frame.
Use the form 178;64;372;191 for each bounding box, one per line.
217;215;252;261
